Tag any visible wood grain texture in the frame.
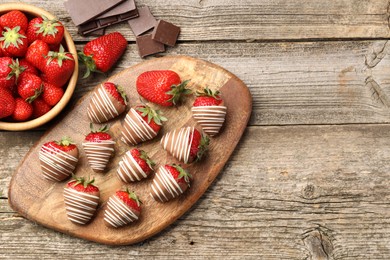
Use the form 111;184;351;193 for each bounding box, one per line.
8;56;252;245
2;124;390;259
12;0;390;41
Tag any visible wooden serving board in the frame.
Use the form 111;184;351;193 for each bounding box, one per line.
8;56;252;245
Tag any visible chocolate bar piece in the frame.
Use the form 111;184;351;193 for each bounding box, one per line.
97;0;136;19
127;6;157;36
152;20;180;47
78;9;139;36
64;0;125;26
88;28;105;36
136;34;165;58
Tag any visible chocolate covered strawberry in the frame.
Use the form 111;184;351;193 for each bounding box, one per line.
117;148;155;183
150;164;191;202
64;176;100;225
191;88;227;136
82;124;115;173
161;127;209;164
17;72;42;101
78;32;127;78
32;15;64;45
39;136;79;181
0;11;28;32
104;189;141;228
136;70;191;106
25;40;50;71
0;26;28;57
42;82;63;106
121;105;167;146
12;97;33;121
0;88;15;119
87;82;127;123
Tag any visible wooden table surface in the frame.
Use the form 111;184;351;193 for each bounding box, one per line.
1;0;390;259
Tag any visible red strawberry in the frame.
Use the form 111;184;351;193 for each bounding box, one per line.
135;105;167;133
33;15;64;45
136;70;191;106
25;40;50;71
42;82;63;106
0;88;15;119
117;148;155;183
191;87;227;136
26;18;40;44
78;32;127;78
17;72;42;101
85;124;112;142
12;97;33;121
39;137;79;181
0;11;28;32
0;26;28;57
19;59;38;76
104;189;142;228
32;97;51;118
0;57;18;89
161;127;210;164
41;45;75;87
150;164;192;202
64;176;100;224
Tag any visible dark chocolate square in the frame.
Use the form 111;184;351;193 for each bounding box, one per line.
151;20;180;47
136;34;165;58
127;6;157;36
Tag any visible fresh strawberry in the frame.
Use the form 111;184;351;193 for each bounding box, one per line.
85;124;112;142
0;57;18;89
17;72;42;101
150;164;192;202
32;97;51;118
19;59;38;76
26;18;40;44
42;82;63;106
78;32;127;78
193;88;223;106
104;82;127;105
0;11;28;32
41;45;75;87
64;175;100;225
25;40;50;71
189;128;210;162
136;70;191;106
12;97;33;121
0;26;28;57
104;188;142;228
134;105;167;133
32;15;64;45
42;137;78;154
0;88;15;119
130;148;155;175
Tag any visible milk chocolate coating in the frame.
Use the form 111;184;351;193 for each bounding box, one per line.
121;108;157;146
82;140;115;173
117;150;151;183
160;127;194;164
64;188;100;225
150;166;188;202
104;195;140;228
191;105;227;136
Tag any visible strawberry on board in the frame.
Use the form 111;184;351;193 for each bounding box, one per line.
39;136;79;182
117;148;155;183
87;82;127;123
32;15;64;45
64;175;100;225
161;126;210;164
42;82;64;106
191;87;227;136
136;70;191;106
0;88;15;119
121;105;167;146
0;10;28;32
25;39;50;71
150;164;192;202
82;124;116;173
78;32;127;78
104;188;142;228
0;26;28;57
17;72;42;101
32;97;52;118
12;97;33;121
41;45;75;87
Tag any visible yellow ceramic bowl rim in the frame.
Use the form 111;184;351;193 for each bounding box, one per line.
0;2;78;131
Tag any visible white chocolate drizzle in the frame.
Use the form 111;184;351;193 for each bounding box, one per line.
87;84;122;123
63;188;99;225
191;105;227;136
121;108;157;145
82;140;115;172
160;127;194;164
117;150;149;183
150;166;184;202
39;144;78;182
104;195;139;228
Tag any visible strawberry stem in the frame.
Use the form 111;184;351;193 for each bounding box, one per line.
77;51;102;79
139;150;156;170
125;188;142;206
72;175;96;189
7;58;26;84
57;136;74;146
45;45;73;67
195;87;221;99
166;79;192;105
196;134;210;162
34;15;61;37
90;123;110;133
25;84;43;103
136;105;167;125
172;164;192;186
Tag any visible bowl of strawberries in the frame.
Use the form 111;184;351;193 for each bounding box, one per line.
0;3;78;131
